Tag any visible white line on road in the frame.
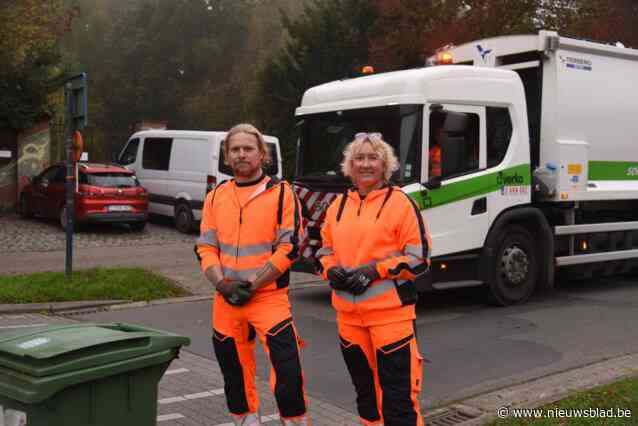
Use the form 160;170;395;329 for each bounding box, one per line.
158;388;225;404
0;324;47;329
165;368;190;375
157;413;185;422
214;414;280;426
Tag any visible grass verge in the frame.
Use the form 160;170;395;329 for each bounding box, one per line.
0;268;191;303
488;375;638;425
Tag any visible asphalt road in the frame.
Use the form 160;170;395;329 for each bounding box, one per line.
73;275;638;410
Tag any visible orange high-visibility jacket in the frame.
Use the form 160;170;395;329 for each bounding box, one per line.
196;176;302;292
317;186;431;324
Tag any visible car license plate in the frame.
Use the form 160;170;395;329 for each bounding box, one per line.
108;205;132;212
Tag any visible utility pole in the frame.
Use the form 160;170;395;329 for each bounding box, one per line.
64;73;87;279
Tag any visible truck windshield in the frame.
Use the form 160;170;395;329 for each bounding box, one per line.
297;104;423;184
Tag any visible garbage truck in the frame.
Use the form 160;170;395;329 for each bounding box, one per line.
292;30;638;305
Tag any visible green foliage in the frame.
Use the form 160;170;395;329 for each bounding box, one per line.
254;0;380;177
0;0;76;129
0;267;190;303
62;0;305;161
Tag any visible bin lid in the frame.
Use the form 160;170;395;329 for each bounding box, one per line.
0;323;190;377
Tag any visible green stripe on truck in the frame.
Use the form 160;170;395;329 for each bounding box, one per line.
407;164;531;210
589;161;638;181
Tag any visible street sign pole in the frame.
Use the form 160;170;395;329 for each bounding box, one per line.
64;73;88;279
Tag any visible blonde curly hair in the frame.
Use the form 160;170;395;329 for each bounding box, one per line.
341;133;399;182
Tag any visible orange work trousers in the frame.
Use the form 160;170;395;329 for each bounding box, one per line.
338;320;424;426
212;289;310;425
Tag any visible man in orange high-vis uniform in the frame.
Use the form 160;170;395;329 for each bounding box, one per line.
317;133;431;426
195;123;310;426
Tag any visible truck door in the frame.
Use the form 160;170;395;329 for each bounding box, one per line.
422;104;488;256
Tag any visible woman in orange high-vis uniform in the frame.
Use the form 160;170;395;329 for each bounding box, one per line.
196;124;310;426
317;133;431;426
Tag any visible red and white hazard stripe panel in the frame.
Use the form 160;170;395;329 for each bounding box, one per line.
294;185;338;260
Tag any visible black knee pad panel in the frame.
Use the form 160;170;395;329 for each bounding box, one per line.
339;336;381;422
377;334;417;425
266;319;306;417
212;330;249;414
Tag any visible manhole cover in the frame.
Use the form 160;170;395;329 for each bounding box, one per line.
425;406;481;426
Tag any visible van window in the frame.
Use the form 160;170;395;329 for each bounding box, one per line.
119;138;139;165
265;143;279;175
218;142;279;176
142;137;172;171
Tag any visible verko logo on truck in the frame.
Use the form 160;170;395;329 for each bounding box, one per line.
293;30;638;307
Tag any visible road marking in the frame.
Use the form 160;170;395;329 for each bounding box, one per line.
158;388;225;404
157;413;185;422
0;324;47;329
184;391;212;399
214;414;280;426
158;396;186;404
165;368;189;375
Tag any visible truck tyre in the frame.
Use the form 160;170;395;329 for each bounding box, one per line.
175;202;194;234
488;224;537;306
19;194;32;218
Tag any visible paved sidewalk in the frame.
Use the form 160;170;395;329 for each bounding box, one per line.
0;313;636;425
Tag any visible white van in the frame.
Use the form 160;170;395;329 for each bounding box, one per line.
117;130;282;233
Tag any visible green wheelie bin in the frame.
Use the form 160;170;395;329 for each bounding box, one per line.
0;322;190;426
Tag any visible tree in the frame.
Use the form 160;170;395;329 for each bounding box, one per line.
0;0;77;129
254;0;380;176
61;0;305;160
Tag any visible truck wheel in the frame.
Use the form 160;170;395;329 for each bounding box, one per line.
19;194;32;218
488;224;537;306
175;203;194;234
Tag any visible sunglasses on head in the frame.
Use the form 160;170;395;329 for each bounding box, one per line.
354;132;383;141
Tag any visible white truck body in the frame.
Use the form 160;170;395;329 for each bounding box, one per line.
293;31;638;304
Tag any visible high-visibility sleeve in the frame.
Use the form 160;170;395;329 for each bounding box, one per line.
375;195;431;281
317;197;340;279
196;190;221;273
269;183;302;273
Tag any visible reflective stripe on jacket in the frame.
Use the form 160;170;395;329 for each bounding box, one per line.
317;186;431;323
196;176;302;292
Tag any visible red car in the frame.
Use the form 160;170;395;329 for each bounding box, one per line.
19;163;149;231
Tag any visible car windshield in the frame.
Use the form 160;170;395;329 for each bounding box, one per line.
296;104;423;185
80;172;140;188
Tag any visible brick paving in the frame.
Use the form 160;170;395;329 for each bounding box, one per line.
0;314;360;426
0;214;195;253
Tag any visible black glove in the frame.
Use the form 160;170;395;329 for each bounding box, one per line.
345;265;380;295
217;280;254;306
327;267;351;291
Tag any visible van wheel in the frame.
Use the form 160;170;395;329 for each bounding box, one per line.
175;203;194;234
487;224;537;306
20;194;32;218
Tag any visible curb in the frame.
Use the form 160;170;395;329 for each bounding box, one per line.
0;280;328;315
433;352;638;425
